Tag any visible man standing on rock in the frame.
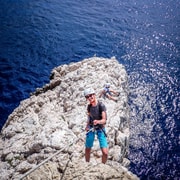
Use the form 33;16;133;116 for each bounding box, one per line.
84;88;108;164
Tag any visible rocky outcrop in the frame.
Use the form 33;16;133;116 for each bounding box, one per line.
0;57;139;179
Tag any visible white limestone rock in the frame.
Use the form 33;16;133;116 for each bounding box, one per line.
0;57;139;180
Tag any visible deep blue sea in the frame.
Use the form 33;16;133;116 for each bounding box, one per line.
0;0;179;179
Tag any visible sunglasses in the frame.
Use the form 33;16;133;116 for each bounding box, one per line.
85;94;94;99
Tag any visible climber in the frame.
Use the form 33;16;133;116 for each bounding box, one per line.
84;88;108;164
99;83;119;102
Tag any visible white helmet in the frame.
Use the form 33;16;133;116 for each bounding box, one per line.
105;83;110;88
84;88;95;97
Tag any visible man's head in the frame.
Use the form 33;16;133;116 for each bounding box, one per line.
84;88;96;103
105;83;110;88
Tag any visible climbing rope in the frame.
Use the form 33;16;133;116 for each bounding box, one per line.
19;128;94;180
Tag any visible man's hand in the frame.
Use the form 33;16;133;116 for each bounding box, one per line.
93;120;99;125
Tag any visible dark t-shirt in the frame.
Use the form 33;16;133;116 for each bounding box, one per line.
87;102;106;121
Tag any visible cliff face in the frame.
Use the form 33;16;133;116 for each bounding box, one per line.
0;57;139;179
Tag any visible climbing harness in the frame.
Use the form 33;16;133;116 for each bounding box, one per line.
86;126;107;137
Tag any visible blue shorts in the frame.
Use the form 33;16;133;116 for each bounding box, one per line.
85;128;108;148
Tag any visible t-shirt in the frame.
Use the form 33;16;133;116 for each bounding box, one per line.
87;102;106;121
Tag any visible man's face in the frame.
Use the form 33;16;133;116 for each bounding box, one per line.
85;94;95;104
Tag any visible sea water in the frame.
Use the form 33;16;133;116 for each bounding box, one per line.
0;0;179;179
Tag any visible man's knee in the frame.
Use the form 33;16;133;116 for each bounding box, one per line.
101;148;108;156
86;148;91;153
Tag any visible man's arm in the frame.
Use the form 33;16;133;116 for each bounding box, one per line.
85;112;91;131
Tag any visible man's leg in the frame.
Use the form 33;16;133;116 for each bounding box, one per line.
85;148;91;162
97;129;108;163
101;147;108;163
107;94;117;102
85;131;94;162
